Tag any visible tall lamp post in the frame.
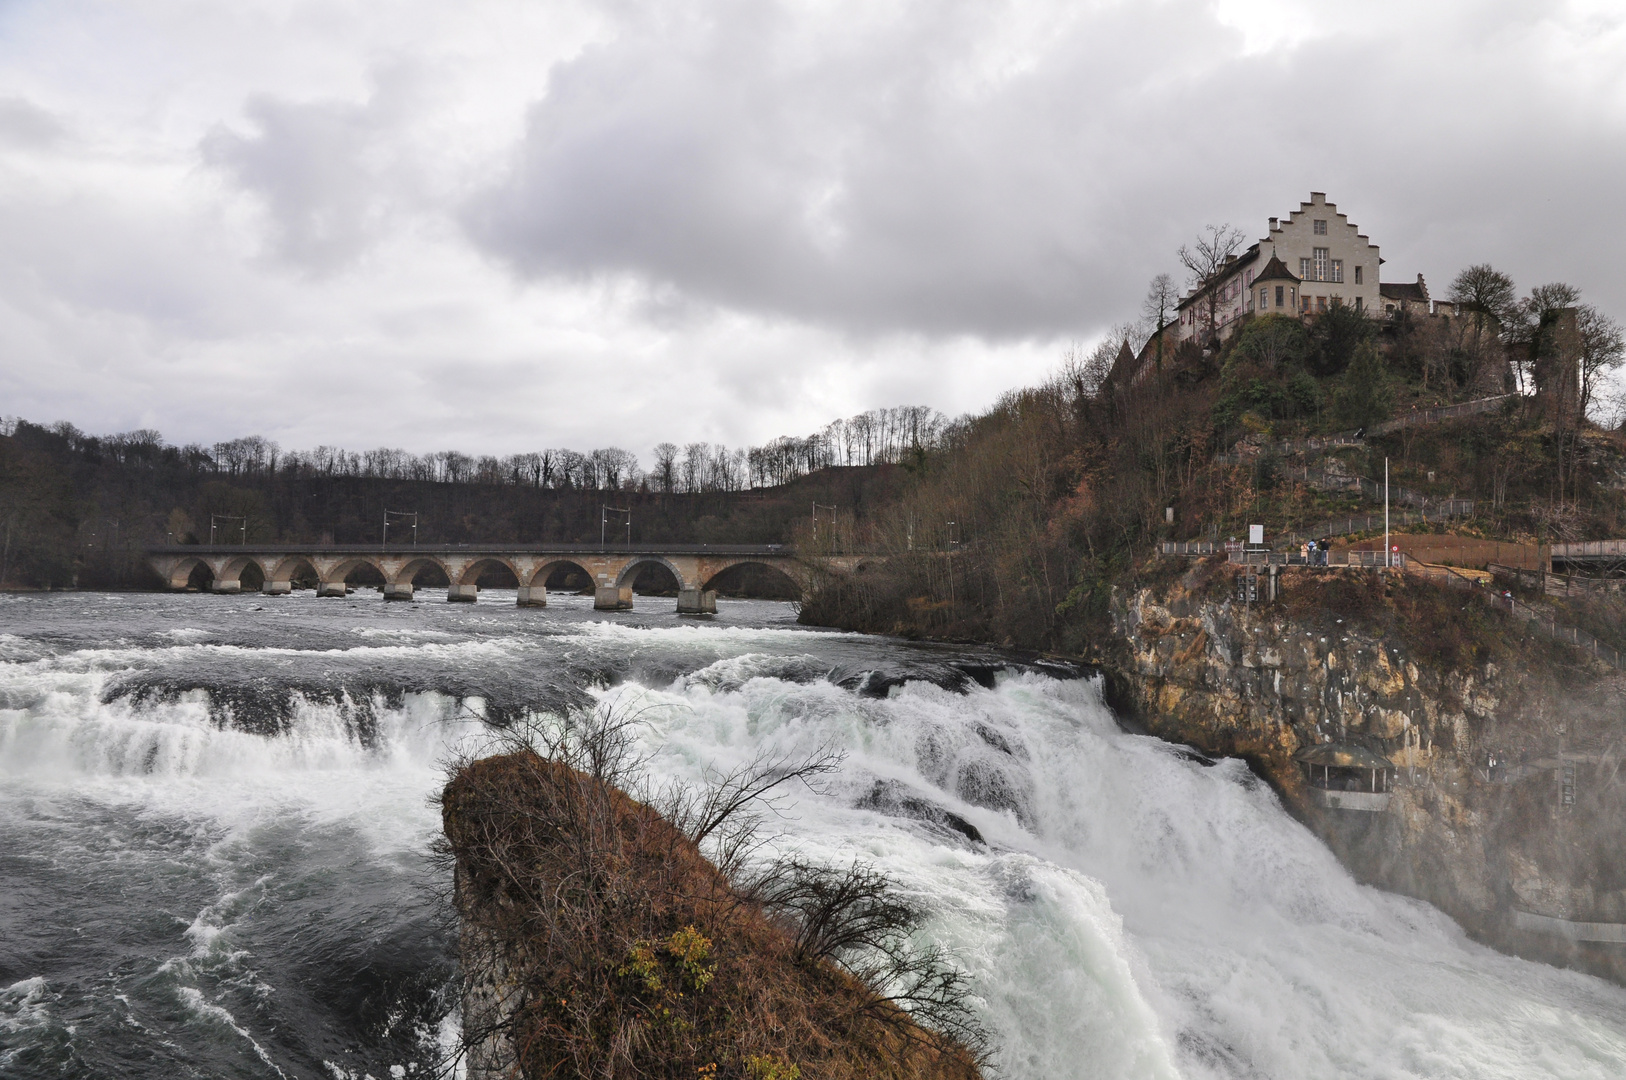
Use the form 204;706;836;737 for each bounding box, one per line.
812;502;837;548
210;514;246;545
384;509;418;548
602;505;631;549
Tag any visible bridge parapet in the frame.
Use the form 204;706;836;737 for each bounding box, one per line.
145;544;865;612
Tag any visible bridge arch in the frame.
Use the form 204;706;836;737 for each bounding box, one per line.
456;557;521;588
701;559;805;599
268;556;320;588
331;557;388;586
615;555;688;593
167;556;214;591
395;556;452;587
526;559;595;591
218;555;267;591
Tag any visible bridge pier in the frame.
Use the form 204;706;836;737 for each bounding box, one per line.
448;584;478;602
263;580;292;596
383;583;414;601
212;579;242;594
317;581;348;598
594;585;633;611
676;588;717;615
516;586;547;607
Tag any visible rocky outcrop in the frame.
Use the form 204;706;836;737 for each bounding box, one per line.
442;751;984;1080
1105;561;1626;981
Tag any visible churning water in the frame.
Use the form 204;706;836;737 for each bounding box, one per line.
2;590;1624;1079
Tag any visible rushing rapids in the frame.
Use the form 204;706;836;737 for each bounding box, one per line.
2;590;1625;1079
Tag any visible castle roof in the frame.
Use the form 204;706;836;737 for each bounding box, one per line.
1176;244;1262;311
1252;254;1300;285
1380;280;1428;303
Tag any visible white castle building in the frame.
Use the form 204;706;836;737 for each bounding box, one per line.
1173;192;1386;344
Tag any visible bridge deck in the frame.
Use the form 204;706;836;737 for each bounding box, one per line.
146;543;796;556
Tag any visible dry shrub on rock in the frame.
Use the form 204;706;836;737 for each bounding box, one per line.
438;706;988;1079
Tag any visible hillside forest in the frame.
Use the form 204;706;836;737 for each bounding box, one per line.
4;259;1625;655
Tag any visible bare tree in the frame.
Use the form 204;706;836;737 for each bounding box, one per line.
1140;272;1179;371
1578;304;1626;420
651;442;678;493
1178;225;1244;346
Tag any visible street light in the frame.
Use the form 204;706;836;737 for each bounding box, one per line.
210;514;246;545
812;502;837;546
384;509;418;548
602;505;631;549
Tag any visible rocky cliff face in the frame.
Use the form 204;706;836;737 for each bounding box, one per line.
1105;560;1626;982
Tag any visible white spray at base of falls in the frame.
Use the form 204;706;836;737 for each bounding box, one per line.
2;602;1625;1079
610;659;1626;1080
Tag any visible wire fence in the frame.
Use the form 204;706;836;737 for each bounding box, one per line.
1410;562;1626;672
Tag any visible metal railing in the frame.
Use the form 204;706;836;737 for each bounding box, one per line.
1226;550;1407;568
1160;541;1223;556
1490;564;1626;599
1281;505;1473;543
1367;393;1518;435
1410;562;1626;672
1550;540;1626;561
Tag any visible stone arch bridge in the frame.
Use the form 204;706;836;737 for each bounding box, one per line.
147;544;861;613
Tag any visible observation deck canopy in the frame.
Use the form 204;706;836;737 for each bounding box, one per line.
1295;741;1394;812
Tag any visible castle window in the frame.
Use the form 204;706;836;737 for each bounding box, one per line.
1275;285;1285;306
1314;247;1329;281
1331;258;1343;283
1316;296;1328;313
1260;288;1268;309
1300;257;1313;279
1314;219;1327;235
1354;265;1363;285
1356;296;1363;312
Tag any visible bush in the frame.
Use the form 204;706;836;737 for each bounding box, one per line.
439;707;988;1080
1332;342;1393;430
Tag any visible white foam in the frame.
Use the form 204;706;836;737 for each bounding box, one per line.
4;621;1626;1078
174;987;289;1078
600;670;1626;1080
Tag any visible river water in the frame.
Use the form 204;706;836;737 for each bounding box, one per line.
2;590;1624;1079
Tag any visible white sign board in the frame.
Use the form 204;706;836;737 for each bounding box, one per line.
1248;524;1264;546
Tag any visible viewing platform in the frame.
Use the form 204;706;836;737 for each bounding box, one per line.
1296;742;1394;813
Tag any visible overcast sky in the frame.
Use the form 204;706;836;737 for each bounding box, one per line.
2;0;1623;459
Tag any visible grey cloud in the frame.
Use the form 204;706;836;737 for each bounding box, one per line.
462;1;1626;341
463;0;1237;339
0;96;66;147
201;68;422;273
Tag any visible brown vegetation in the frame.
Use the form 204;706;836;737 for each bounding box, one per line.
438;711;986;1080
799;270;1626;661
